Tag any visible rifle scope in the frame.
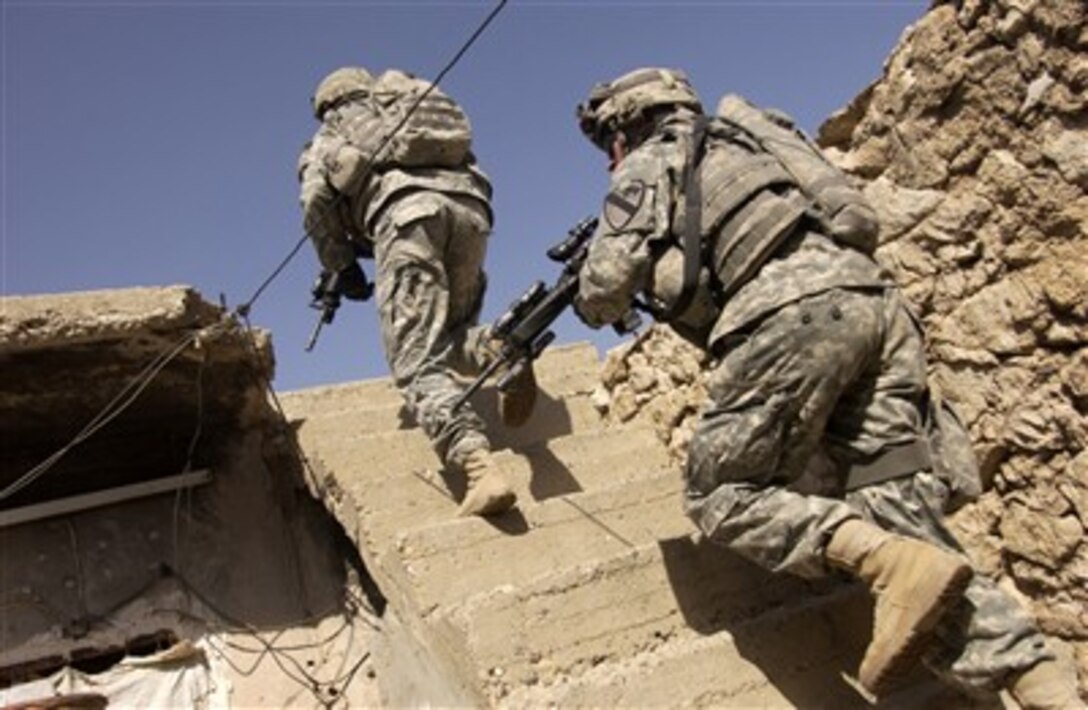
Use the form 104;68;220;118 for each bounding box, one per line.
493;280;547;337
547;217;598;263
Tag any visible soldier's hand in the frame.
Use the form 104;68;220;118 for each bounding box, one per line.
572;293;602;329
335;261;374;302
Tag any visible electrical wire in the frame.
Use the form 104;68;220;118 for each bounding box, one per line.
1;0;510;502
3;4;510;704
235;0;509;316
0;325;218;503
161;567;371;707
32;563;372;706
229;3;517;579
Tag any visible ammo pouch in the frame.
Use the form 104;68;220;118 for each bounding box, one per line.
656;117;806;323
326;142;373;196
645;244;720;332
924;391;983;513
694;122;812;302
844;389;982;514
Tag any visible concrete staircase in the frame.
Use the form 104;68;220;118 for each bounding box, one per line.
279;342;976;709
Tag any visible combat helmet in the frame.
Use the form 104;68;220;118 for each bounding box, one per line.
312;66;374;119
577;67;702;151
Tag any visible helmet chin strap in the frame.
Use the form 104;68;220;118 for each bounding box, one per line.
608;132;628;172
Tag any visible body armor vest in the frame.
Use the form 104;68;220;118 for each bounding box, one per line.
651;119;810;332
697;131;809;299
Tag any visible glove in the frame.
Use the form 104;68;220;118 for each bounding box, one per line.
571;293;601;328
332;261;373;302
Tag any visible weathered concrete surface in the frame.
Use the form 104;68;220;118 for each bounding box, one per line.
281;341;980;708
0;286;379;709
0;286;271;507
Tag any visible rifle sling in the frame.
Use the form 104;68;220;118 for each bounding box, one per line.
661;115;709;321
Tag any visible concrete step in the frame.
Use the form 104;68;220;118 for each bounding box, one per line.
292;390;606;453
499;588;875;709
279;341;601;422
306;427;673;564
428;535;857;705
502;608;989;709
381;468;689;613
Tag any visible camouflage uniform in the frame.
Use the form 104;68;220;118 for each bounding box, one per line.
298;72;495;466
576;102;1051;692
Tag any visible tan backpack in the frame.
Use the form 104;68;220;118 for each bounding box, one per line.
365;70;473;169
323;70;474;194
715;94;879;254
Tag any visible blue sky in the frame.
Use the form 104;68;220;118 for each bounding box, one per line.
3;0;926;391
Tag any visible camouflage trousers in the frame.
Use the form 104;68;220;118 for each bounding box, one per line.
372;190;493;466
683;286;1051;691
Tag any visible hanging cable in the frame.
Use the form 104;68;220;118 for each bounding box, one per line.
225;0;511;506
0;325;220;503
160;565;371;708
235;0;509;317
2;8;510;702
4;0;511;506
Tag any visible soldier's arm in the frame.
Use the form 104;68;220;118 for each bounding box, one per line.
575;149;669;328
297;131;356;273
576;229;652;327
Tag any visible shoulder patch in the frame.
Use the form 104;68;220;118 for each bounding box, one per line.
603;180;647;232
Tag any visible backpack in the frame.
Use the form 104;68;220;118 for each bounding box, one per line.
367;70;473;169
714;94;879;254
323;71;474;197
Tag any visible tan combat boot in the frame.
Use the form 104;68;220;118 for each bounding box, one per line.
1008;658;1083;709
826;519;973;696
457;448;516;517
498;361;537;427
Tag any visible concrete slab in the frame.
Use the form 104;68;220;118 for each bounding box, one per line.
382;469;688;612
500;590;874;709
307;428;673;563
412;538;862;704
291;391;606;453
279;342;601;421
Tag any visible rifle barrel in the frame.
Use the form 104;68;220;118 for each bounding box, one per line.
305;317;325;352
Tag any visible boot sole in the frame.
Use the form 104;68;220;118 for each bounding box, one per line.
863;562;973;696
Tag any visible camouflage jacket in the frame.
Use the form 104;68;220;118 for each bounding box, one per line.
297;100;492;273
576;111;891;350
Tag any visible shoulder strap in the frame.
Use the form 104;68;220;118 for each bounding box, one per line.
658;116;709;321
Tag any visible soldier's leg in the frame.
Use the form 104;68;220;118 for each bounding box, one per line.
438;195;537;426
685;287;972;695
372;193;489;464
436;195;493;378
840;291;1058;696
848;473;1055;694
372;193;515;516
684;288;883;578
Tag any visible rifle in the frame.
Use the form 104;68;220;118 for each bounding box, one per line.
305;270;342;352
305;260;375;351
451;216;641;412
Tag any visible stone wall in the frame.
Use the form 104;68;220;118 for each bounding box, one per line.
594;0;1086;687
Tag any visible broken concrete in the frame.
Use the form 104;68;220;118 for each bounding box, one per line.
0;286;380;708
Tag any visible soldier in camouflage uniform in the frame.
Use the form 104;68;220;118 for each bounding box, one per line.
297;67;535;517
572;68;1078;707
